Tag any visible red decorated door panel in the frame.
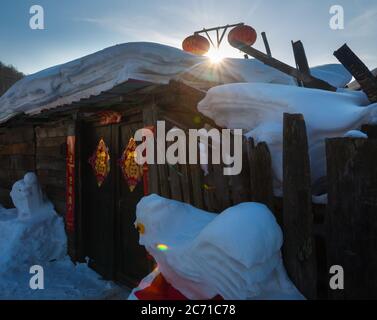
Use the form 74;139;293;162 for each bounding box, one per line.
81;120;151;286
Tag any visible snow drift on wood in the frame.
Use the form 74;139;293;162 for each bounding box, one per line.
198;83;377;194
131;194;303;300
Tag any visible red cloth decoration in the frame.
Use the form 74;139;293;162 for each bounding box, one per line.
134;273;223;301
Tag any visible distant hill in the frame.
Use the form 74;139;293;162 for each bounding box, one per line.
0;62;24;96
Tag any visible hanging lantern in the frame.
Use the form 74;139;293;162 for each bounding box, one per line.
182;35;210;56
228;25;257;47
119;138;144;192
88;138;111;187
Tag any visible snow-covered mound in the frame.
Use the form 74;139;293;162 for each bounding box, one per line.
0;173;128;299
198;83;377;194
131;194;303;300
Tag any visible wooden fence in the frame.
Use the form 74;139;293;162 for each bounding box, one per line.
146;113;377;300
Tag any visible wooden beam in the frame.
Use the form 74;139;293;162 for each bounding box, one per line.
229;40;336;92
334;44;377;102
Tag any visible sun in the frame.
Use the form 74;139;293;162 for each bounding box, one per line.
206;48;224;64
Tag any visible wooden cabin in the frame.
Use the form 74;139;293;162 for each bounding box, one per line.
0;78;228;287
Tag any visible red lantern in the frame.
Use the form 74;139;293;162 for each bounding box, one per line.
182;35;210;56
228;25;257;47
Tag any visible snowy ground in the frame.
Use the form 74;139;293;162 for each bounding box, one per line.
0;202;130;300
0;256;130;300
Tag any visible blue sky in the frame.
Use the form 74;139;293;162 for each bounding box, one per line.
0;0;376;74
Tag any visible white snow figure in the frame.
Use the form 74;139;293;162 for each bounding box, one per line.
10;172;45;220
134;194;304;300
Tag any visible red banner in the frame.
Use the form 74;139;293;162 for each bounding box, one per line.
66;136;75;233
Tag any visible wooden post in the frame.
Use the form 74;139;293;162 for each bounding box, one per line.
261;32;272;57
326;138;377;299
247;138;274;211
283;113;317;299
292;40;310;87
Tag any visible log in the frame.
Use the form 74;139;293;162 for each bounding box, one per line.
283;113;317;299
326;137;377;299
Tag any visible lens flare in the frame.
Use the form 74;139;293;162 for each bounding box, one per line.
206;48;224;64
156;244;169;251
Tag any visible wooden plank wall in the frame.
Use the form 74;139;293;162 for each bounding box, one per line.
0;126;36;207
35;122;70;215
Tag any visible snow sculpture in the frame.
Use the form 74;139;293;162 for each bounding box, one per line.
10;172;45;220
133;194;304;300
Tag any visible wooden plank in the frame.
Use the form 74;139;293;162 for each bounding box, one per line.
326;137;377;299
283;113;317;299
35;125;67;138
0;126;34;145
212;164;231;211
0;142;35;155
292;40;310;87
37;169;66;188
142;103;159;195
168;164;183;202
334;44;377;102
179;163;192;204
247;138;274;211
189;163;205;209
36;136;66;148
229;136;251;205
36;158;66;171
36;145;66;158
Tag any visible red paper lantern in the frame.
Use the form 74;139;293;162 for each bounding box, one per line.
228;25;257;47
182;35;210;56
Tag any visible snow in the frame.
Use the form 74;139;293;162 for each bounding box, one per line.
198;83;377;194
175;58;297;89
0;42;204;123
343;130;368;139
0;173;129;300
131;194;304;300
310;64;352;88
0;41;353;124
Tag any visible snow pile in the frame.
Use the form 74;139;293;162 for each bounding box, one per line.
176;58;297;89
310;64;352;88
131;194;303;300
198;83;377;194
0;172;128;300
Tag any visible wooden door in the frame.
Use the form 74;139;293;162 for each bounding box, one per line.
115;122;151;287
81;120;151;285
82;123;116;279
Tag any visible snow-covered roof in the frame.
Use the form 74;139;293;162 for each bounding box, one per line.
0;41;353;124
